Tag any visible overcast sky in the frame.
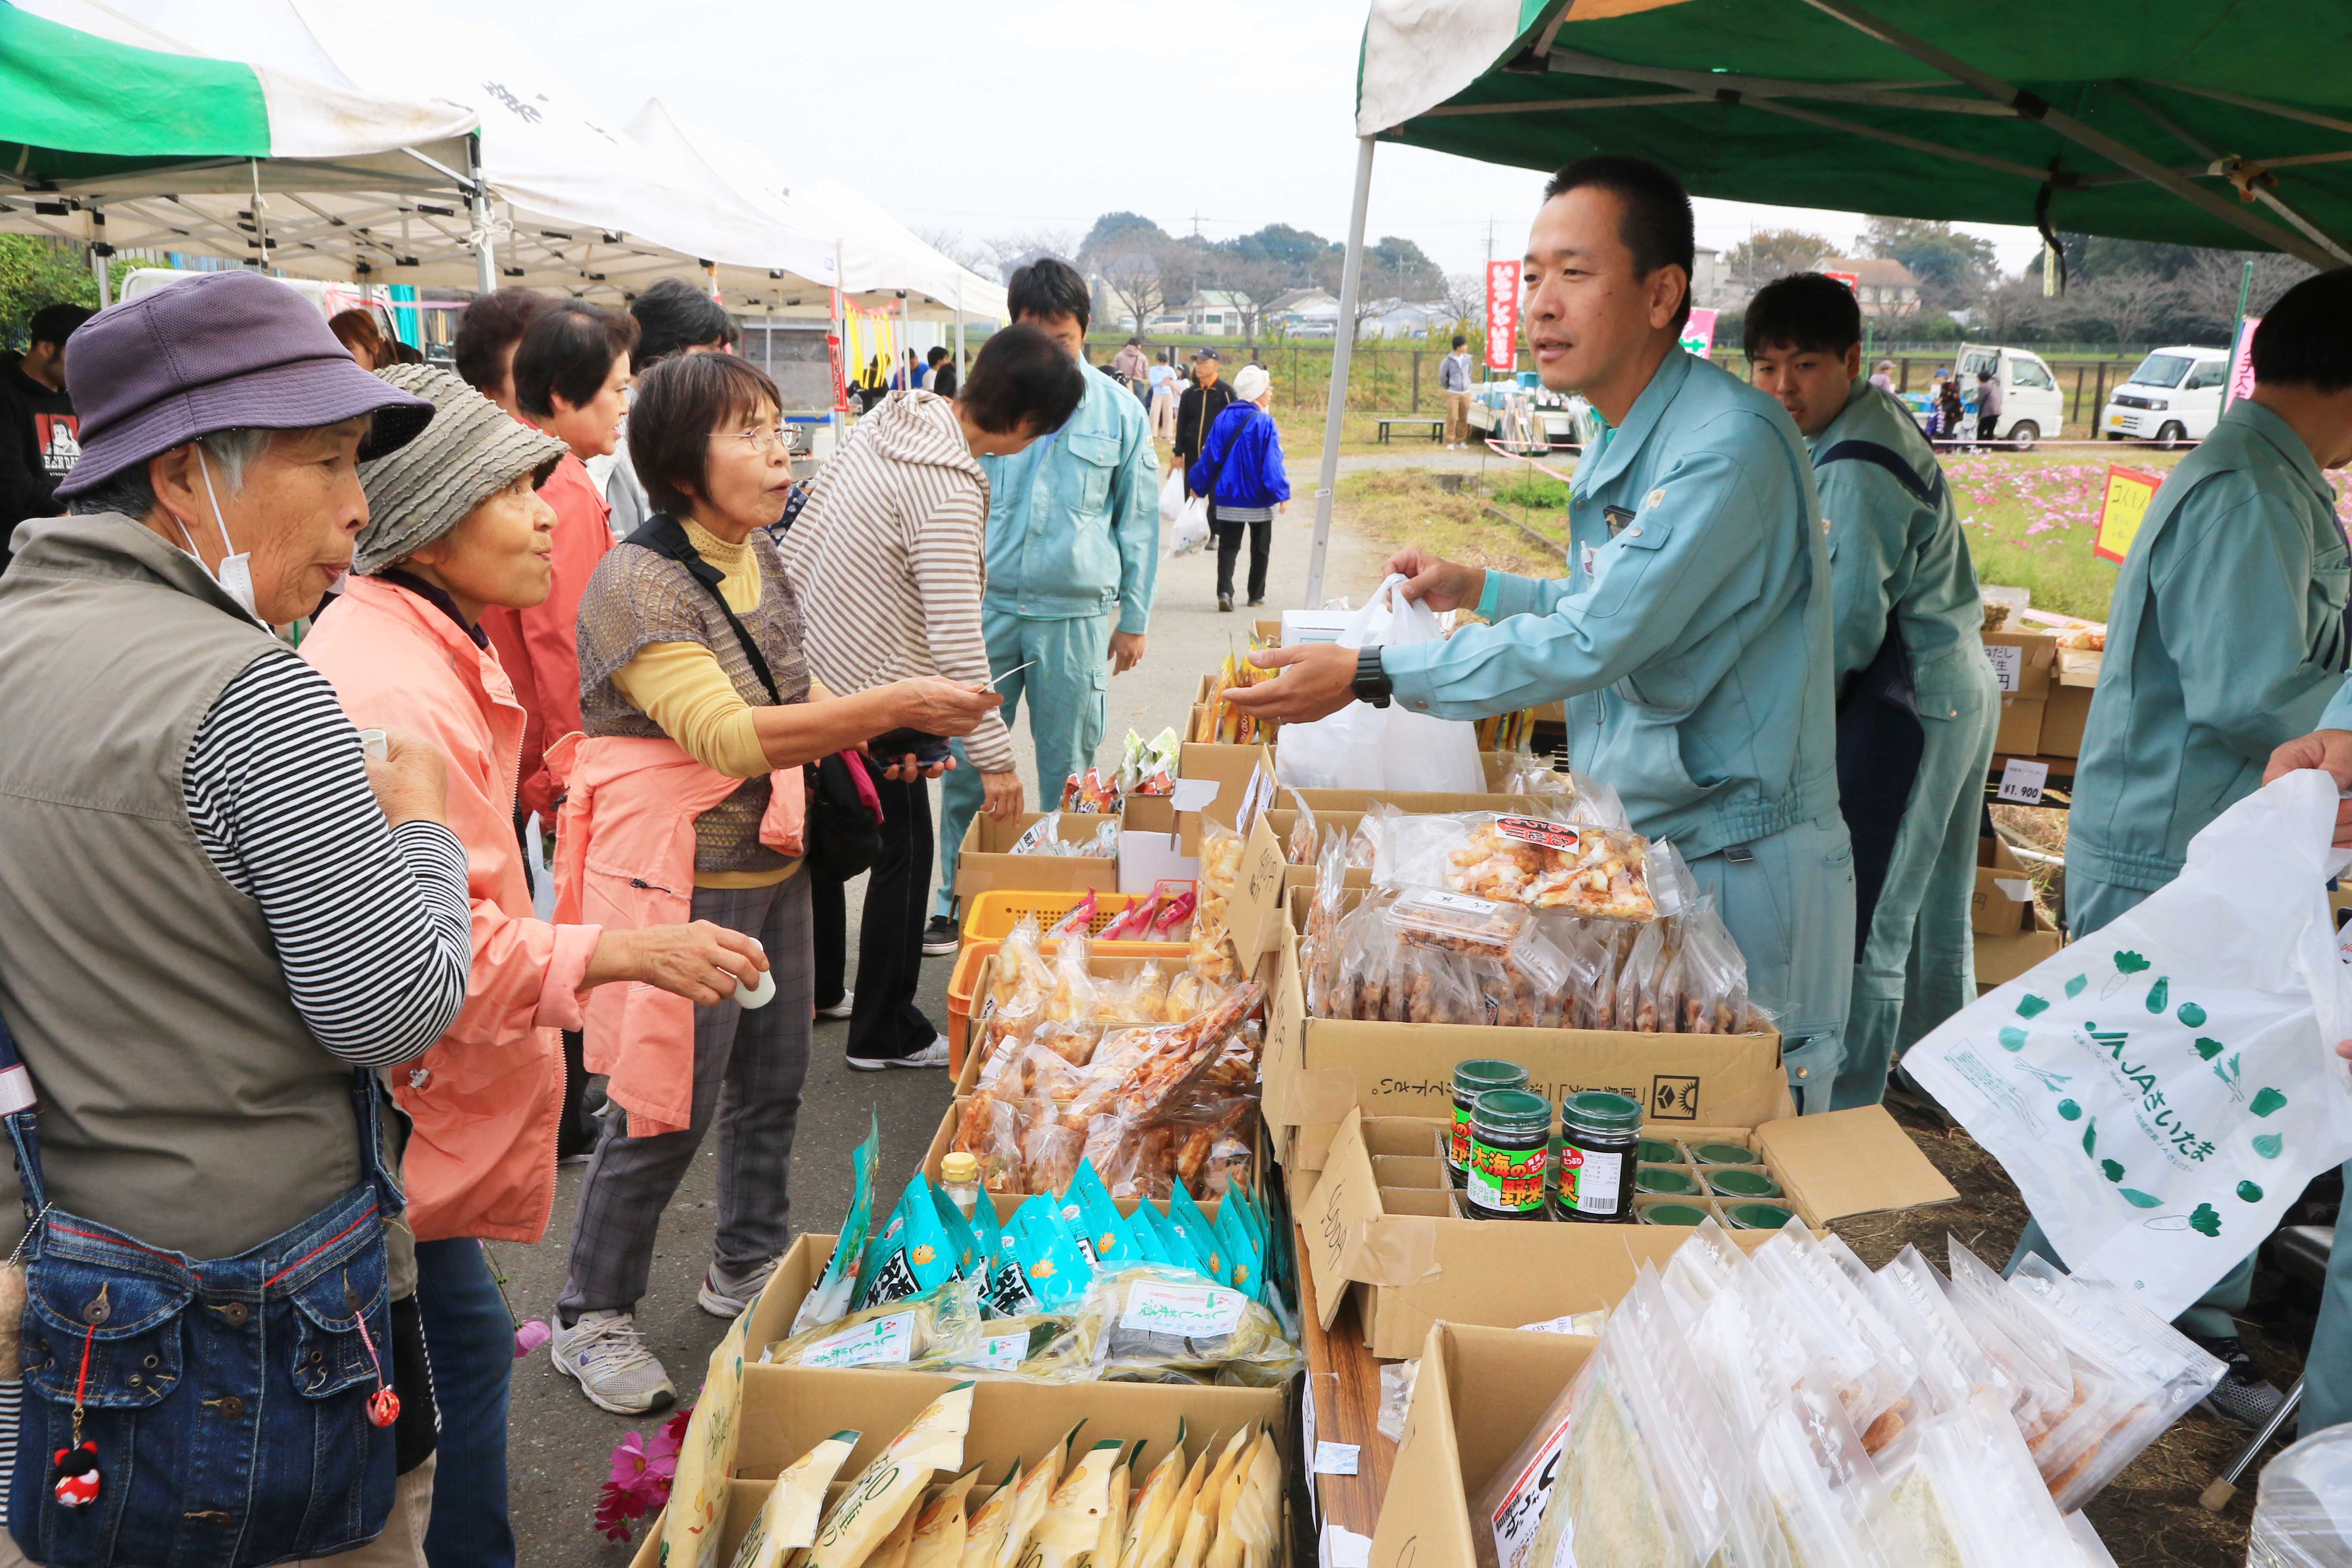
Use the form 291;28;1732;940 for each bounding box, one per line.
478;0;2047;280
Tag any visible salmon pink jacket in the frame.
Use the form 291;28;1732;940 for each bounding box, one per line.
302;573;596;1243
545;731;805;1138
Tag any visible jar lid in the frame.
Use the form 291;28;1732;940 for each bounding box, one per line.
1727;1202;1795;1230
1634;1167;1700;1195
1454;1058;1530;1093
1642;1203;1710;1227
1709;1169;1780;1199
1691;1142;1755;1165
1472;1087;1552;1132
940;1152;978;1182
1636;1138;1682;1164
1561;1090;1643;1132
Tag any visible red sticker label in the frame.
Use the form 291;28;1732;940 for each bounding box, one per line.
1495;816;1582;852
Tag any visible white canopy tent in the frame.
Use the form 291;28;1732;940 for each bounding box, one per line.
15;0;839;302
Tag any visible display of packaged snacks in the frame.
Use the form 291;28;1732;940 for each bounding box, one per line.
1385;888;1530;953
1376;810;1657;917
807;1383;974;1568
1060;769;1122;815
729;1429;861;1568
1118;728;1182;797
1490;746;1631;830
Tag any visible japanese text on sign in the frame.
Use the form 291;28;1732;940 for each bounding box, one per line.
1485;261;1519;374
1997;758;2049;804
2094;465;2163;565
1678;306;1718;361
1983;643;2022;693
2226;316;2260;409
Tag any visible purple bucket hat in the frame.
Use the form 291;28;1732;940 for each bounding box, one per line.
56;270;435;498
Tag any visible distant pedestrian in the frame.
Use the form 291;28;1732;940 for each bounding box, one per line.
1188;362;1288;611
927;345;957;398
1112;335;1151;404
1148;351;1178;440
453;287;551;420
328;307;391;370
1870;358;1896;393
1173;347;1234;500
1975;369;2001;445
0;300;95;558
1440;333;1475;448
1936;380;1964;442
605;277;739;539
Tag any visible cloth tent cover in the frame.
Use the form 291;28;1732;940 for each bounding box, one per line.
1357;0;2352;263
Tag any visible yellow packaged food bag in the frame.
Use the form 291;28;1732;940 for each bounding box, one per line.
957;1464;1025;1568
1213;1431;1279;1568
1096;1443;1140;1568
663;1291;761;1568
730;1430;862;1568
1116;1434;1189;1568
1129;1443;1210;1568
864;1494;925;1568
1026;1440;1124;1568
1169;1428;1253;1568
907;1467;985;1568
992;1447;1062;1568
810;1383;976;1568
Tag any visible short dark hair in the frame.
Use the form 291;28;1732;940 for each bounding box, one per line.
1451;334;1467;349
631;278;737;369
2251;270;2352;391
514;300;639;418
453;288;549;393
28;303;95;351
960;322;1087;437
1007;256;1090;333
1541;155;1696;331
927;346;951;365
628;352;782;516
1743;273;1861;358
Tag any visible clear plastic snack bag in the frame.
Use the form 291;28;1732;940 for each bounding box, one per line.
1871;1245;2012;1420
1302;830;1351;1018
1285;790;1320;867
1866;1393;2080;1568
1745;1223;1916;1454
1378;810;1657;918
1940;1236;2087;1454
1084;1264;1302;1387
765;1277;985;1371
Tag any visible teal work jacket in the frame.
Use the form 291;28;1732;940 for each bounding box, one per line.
1382;349;1840;861
2071;398;2349;893
978;366;1160;632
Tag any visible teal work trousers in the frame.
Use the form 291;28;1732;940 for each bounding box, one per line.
935;604;1111;918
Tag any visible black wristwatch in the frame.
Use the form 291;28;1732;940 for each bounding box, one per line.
1352;646;1393;709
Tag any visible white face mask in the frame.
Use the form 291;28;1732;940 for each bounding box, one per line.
175;447;259;623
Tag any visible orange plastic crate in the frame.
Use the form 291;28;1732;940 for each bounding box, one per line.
960;889;1147;943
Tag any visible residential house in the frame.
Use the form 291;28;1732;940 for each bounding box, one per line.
1173;288;1256;337
1269;286;1340;337
1360;299;1453;340
1817;257;1923;317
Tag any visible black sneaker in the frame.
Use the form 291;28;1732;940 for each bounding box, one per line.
921;915;960;958
1218;593;1234;612
2190;1334;2287;1430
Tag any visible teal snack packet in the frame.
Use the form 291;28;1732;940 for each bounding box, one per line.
1008;1196;1093;1311
1168;1182;1226;1285
963;1193;1038;1318
1061;1163;1137;1267
1213;1198;1268;1302
1128;1197;1200;1276
1121;1199;1173;1267
793;1110;881;1334
854;1174;960;1309
928;1179;983;1280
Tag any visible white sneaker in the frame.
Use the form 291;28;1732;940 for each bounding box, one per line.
698;1256;781;1318
815;991;854;1021
549;1310;676;1415
847;1035;952;1072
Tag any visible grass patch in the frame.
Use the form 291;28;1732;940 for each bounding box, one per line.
1332;470;1561;582
1491;473;1571;511
1944;450;2191;621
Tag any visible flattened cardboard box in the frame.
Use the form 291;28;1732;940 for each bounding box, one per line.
1367;1322;1594;1568
1978;911;2065;992
1302;1105;1953;1358
1995;692;2046;755
629;1230;1287;1568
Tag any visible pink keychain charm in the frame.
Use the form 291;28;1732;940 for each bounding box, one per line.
347;1283;399;1429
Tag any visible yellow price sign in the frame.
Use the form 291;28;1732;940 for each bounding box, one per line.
2094;464;2162;565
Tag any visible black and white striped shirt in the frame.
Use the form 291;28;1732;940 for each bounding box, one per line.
181;649;471;1068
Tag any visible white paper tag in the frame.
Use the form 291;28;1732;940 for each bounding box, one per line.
1312;1442;1360;1476
1407;888;1506;916
799;1310;913;1369
1997;757;2049;803
1488;1415;1574;1568
1120;1280;1247;1337
1993;876;2034;902
1321;1525;1373;1568
1168;778;1220;815
969;1331;1027;1371
1984;642;2023;692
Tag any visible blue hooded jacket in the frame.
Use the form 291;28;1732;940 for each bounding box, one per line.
1189;401;1289;511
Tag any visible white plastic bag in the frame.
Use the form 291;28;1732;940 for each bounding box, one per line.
1168;494;1210;556
1273;574;1484;793
1158;466;1185;523
1907;770;2352;1320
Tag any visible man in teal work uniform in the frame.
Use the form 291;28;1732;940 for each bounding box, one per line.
929;256;1159;951
2016;268;2352;1428
1231;156;1855;1110
1746;273;1997;1112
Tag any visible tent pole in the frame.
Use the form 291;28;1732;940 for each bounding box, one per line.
87;211;110;308
1306;135;1375;610
466;132;497;295
955;278;966;380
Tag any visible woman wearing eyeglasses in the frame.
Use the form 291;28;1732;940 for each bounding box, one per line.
545;351;1001;1414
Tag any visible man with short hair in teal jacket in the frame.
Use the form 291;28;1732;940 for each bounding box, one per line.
2018;269;2352;1431
1746;272;1998;1112
931;257;1159;949
1231;157;1856;1111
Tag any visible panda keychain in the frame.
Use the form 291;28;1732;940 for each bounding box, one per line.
54;1314;101;1510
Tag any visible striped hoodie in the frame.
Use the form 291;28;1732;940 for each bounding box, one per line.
781;390;1017;772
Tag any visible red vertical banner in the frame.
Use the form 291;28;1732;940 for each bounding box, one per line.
1484;260;1519;374
2226;315;2260;409
829;285;848;413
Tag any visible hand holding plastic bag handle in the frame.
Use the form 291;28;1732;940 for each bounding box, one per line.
1231;573;1427;727
2262;727;2352;846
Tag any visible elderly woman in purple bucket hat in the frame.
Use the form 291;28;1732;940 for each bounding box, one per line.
0;271;474;1567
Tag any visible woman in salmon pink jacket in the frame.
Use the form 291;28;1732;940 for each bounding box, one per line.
303;364;772;1568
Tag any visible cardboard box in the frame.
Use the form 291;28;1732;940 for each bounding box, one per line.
1981;631;2058;700
2058;646;2104;686
1302;1103;1954;1357
2041;683;2093;759
1970;835;2038;936
953;811;1119;899
1994;692;2045;756
1977;911;2065;992
1366;1322;1594;1568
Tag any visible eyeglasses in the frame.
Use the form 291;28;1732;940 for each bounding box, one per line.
711;425;792;455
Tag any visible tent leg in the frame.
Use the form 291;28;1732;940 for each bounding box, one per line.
89;244;110;309
1306;135;1376;610
467;132;498;295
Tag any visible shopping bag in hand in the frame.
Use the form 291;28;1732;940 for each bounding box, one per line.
1168;495;1210;556
1273;573;1484;794
1905;770;2352;1319
1159;467;1187;524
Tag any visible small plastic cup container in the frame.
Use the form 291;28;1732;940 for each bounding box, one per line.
1635;1166;1701;1197
1690;1142;1756;1166
1637;1137;1681;1165
1708;1168;1782;1200
1726;1201;1795;1230
1640;1202;1710;1227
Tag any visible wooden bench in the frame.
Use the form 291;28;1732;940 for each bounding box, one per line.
1373;415;1444;444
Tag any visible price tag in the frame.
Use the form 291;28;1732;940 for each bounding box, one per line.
1997;758;2049;804
1313;1442;1361;1476
1984;642;2023;693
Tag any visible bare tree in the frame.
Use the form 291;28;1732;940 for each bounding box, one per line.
1094;248;1166;334
2063;271;2185;348
981;229;1082;276
1200;250;1293;342
1974;274;2051;343
1440;271;1485;331
910;226;992;274
2175;248;2314;339
1720;228;1837;296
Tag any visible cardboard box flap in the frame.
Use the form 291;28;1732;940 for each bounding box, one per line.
1225;812;1290;964
1299;1111;1383;1331
1755;1104;1957;1224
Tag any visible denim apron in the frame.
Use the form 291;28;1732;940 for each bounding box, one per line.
0;1017;403;1567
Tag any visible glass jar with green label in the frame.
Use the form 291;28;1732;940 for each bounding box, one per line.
1465;1088;1552;1219
1450;1059;1528;1188
1554;1090;1642;1223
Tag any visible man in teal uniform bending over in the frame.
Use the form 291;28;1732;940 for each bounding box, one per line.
1230;156;1854;1110
2018;268;2352;1430
929;256;1159;952
1746;272;1997;1112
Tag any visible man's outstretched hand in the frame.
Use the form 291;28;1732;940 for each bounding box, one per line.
1384;548;1485;613
1225;642;1358;723
2263;728;2352;845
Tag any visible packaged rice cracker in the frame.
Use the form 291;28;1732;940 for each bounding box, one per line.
906;1467;985;1568
1169;1427;1254;1568
728;1430;861;1568
1117;1433;1190;1568
1008;1196;1096;1311
1129;1444;1210;1568
957;1464;1025;1568
1030;1440;1125;1568
809;1383;975;1568
1063;1162;1140;1268
856;1176;964;1311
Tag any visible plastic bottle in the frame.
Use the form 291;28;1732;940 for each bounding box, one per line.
2249;1422;2352;1567
940;1152;982;1220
